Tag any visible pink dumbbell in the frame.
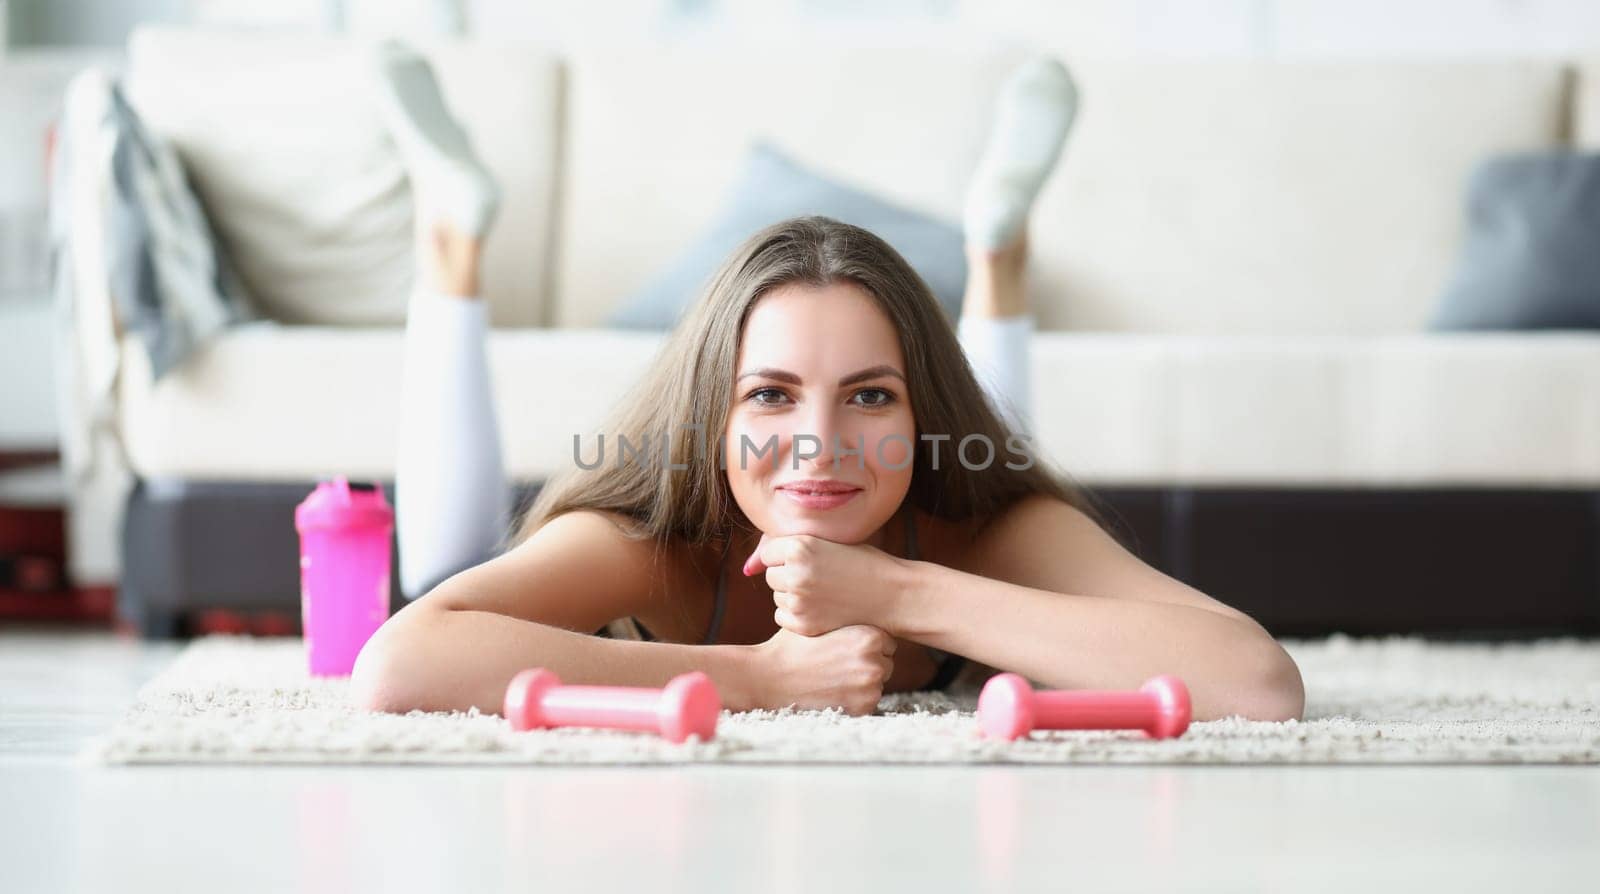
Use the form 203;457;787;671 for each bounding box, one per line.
977;673;1192;741
503;668;721;743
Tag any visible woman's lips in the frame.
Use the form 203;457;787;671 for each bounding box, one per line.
776;483;862;510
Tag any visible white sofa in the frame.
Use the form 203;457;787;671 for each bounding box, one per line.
56;28;1600;627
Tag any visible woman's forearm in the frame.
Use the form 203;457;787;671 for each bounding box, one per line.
891;562;1304;722
350;601;763;715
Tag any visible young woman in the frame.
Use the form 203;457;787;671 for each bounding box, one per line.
351;44;1305;723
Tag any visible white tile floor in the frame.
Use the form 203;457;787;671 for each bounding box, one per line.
3;628;1598;894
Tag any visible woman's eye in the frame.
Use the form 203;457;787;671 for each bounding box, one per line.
745;386;895;408
747;387;789;407
852;388;895;408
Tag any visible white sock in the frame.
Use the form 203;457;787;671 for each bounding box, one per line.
368;39;501;238
958;314;1035;437
963;56;1078;251
395;289;511;600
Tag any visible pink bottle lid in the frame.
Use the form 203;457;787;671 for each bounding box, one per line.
295;476;394;532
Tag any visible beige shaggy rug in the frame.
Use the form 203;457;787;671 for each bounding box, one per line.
81;634;1600;765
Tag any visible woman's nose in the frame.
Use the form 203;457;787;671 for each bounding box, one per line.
794;404;864;469
790;401;840;466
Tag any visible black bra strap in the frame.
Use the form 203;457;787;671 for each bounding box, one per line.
927;651;968;690
702;537;731;645
630;520;907;648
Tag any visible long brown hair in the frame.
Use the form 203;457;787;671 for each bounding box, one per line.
505;215;1101;555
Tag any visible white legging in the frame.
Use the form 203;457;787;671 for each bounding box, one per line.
394;289;1035;601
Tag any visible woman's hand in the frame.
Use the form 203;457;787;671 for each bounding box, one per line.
743;533;912;636
884;637;942;693
749;625;896;716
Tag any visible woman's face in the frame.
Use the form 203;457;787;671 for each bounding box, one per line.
723;280;916;544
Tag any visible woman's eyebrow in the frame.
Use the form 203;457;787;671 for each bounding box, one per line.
736;365;906;386
838;364;906;386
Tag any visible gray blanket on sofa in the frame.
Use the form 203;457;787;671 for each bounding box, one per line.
52;69;256;383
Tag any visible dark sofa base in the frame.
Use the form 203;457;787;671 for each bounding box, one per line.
119;477;1600;639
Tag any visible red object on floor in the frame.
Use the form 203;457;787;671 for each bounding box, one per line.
195;608;249;635
0;481;112;625
77;585;114;614
14;555;62;591
249;610;299;637
0;584;113;623
0;503;65;556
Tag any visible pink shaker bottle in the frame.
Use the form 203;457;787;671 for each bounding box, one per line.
294;476;394;676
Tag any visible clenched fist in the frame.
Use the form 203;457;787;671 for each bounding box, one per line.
749;624;896;716
743;533;912;636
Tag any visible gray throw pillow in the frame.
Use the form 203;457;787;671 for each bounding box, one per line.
1431;152;1600;331
608;142;966;329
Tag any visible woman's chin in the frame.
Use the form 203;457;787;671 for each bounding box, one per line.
765;506;877;543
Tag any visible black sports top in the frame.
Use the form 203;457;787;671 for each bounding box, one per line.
629;511;969;691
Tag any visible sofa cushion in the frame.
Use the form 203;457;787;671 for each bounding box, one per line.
1431;152;1600;331
1573;59;1600;149
1034;332;1600;486
608;142;967;329
1032;60;1568;335
557;51;1566;334
118;326;1600;487
556;44;1025;328
125;27;561;327
117;323;662;483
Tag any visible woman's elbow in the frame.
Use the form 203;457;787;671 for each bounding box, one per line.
349;613;432;715
1242;640;1305;723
